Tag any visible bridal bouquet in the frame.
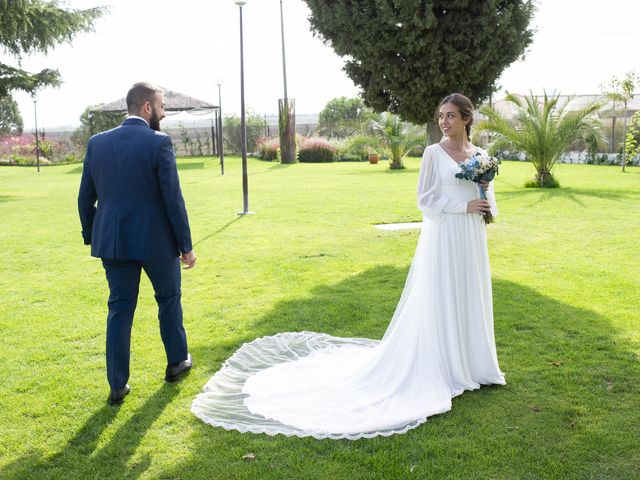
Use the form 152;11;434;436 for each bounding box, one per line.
455;152;500;224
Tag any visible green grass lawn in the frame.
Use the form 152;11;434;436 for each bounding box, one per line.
0;157;638;479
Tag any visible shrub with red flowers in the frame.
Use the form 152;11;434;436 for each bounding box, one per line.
255;137;280;161
298;137;336;163
0;135;33;165
0;134;79;166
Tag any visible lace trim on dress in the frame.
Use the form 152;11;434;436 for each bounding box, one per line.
191;331;440;440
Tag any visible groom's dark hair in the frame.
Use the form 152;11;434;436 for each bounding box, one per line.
126;82;163;114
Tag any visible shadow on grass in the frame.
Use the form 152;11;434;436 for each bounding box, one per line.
0;195;18;203
193;217;242;248
267;162;295;171
175;273;639;479
241;264;405;337
67;159;213;173
246;161;296;176
177;161;207;171
3;270;638;479
498;186;639;207
346;166;419;176
67;161;209;174
1;384;179;479
65;165;83;174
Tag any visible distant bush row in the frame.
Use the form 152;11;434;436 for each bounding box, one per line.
0;135;78;166
255;135;424;164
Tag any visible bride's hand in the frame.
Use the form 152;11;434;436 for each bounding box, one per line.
467;199;491;215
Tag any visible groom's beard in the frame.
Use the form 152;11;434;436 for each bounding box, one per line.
150;110;162;131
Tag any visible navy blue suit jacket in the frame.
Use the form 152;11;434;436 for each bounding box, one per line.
78;118;192;260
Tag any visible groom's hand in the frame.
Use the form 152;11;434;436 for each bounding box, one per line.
181;250;197;270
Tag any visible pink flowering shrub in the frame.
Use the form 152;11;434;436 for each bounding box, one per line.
298;137;336;163
0;134;79;165
0;134;34;155
255;137;280;161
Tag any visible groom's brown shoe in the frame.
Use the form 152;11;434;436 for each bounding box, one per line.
165;353;192;382
108;384;131;406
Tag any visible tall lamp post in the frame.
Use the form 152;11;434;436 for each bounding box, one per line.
32;96;40;173
235;0;253;215
216;79;225;175
278;0;296;164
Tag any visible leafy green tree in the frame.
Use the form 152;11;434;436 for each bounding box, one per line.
0;95;24;135
624;110;640;165
601;71;639;172
0;1;104;97
70;107;125;153
223;113;265;154
473;92;602;188
304;0;534;129
317;97;375;138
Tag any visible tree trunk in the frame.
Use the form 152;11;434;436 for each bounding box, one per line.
389;158;404;169
279;98;297;164
535;170;550;187
611;116;617;154
426;121;440;145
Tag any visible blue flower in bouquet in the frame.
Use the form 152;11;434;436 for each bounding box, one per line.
454;152;500;223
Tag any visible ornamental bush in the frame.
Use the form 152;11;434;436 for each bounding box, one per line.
256;137;279;161
336;153;362;162
524;175;560;188
298;137;336;163
340;135;374;162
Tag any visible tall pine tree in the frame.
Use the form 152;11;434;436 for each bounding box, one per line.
0;0;104;98
304;1;534;126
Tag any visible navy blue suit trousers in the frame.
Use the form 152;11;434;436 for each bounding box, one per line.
102;258;188;388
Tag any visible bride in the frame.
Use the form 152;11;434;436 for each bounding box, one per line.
192;93;505;440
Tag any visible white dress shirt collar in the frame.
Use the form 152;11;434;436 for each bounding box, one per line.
127;115;149;127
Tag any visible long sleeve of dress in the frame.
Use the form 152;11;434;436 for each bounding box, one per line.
417;146;468;223
487;180;499;218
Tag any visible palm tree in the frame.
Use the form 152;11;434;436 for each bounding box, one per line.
473;92;602;187
367;113;424;170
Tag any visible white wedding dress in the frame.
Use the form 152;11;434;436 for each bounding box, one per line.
192;143;505;440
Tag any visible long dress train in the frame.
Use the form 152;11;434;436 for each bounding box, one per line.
191;144;505;440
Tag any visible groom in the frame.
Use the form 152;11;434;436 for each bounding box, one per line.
78;82;196;406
